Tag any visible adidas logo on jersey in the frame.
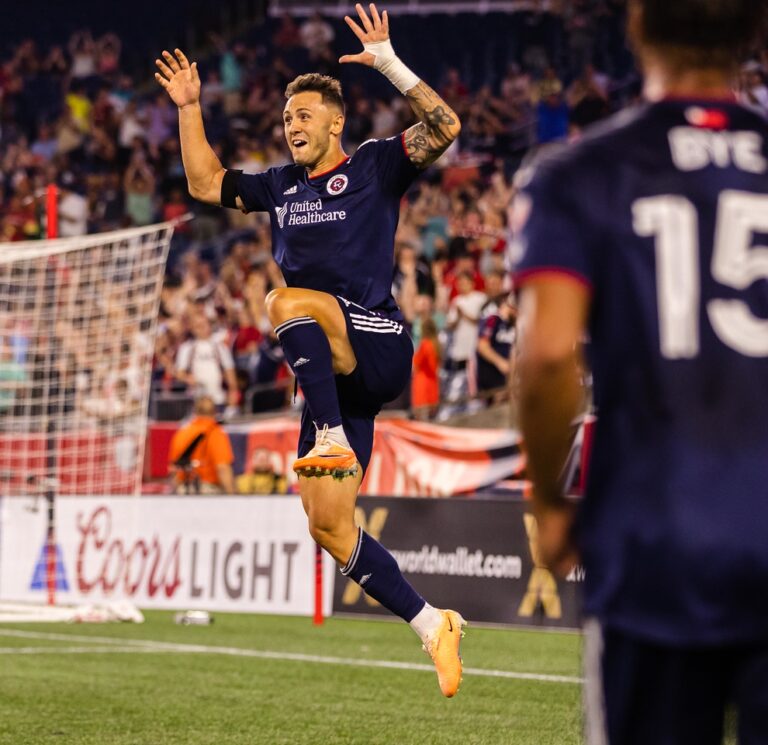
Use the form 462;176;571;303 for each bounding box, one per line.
283;185;298;195
292;357;310;367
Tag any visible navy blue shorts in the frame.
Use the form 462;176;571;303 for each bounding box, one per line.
584;621;768;745
297;296;413;473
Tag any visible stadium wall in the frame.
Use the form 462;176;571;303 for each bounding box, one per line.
334;497;583;629
0;495;335;616
0;494;583;627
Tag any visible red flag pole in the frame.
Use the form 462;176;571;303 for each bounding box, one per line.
46;184;58;239
313;543;324;625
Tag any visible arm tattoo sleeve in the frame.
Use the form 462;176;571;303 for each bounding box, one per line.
403;81;461;169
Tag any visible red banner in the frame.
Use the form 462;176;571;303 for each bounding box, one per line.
146;417;525;497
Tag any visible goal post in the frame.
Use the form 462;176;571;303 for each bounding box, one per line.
0;221;176;609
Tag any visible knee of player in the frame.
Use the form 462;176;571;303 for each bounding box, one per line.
265;287;295;325
307;513;341;546
307;520;332;546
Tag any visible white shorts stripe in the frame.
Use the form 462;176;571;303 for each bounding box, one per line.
350;318;403;331
351;325;402;335
348;315;402;328
583;619;609;745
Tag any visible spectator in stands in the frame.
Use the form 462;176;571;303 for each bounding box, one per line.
68;30;97;81
175;313;239;414
299;11;335;61
168;395;235;494
123;150;155;226
58;185;88;237
476;295;516;404
236;447;287;494
411;317;441;420
0;337;27;421
537;92;570;143
273;13;301;51
480;268;508;319
739;61;768;113
445;272;487;376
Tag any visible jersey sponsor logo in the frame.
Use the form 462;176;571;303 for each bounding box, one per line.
275;198;348;228
326;173;349;195
283;185;298;195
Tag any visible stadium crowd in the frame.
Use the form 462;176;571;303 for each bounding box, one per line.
2;4;768;419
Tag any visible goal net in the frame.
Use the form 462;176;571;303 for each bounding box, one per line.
0;222;174;619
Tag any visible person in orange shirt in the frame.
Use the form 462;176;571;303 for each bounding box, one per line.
411;317;441;420
168;395;235;494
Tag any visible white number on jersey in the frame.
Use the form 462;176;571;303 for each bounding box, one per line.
633;191;768;359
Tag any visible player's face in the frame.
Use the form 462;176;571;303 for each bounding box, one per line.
283;91;342;168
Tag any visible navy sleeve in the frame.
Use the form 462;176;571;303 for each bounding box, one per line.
511;157;596;290
235;171;274;213
365;134;420;196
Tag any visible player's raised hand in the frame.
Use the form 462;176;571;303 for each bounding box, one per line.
339;3;390;66
154;49;200;108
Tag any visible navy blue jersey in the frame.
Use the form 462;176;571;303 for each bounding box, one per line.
236;134;418;319
514;99;768;644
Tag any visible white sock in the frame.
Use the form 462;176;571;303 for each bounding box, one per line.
325;424;350;449
409;602;443;644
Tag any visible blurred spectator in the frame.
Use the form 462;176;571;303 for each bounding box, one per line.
0;338;27;420
236;447;287;494
175;313;239;412
97;33;122;78
445;272;486;372
537;92;570;143
123;151;155;226
169;395;235;494
476;296;517;403
300;12;335;61
58;186;88;237
411;317;441;420
68;30;97;80
739;61;768;113
31;123;57;162
274;13;301;51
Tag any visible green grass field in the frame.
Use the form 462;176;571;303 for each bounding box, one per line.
0;611;584;745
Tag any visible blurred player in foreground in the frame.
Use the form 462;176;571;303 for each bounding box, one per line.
155;4;465;696
514;0;768;741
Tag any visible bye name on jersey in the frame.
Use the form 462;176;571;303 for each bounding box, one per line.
513;98;768;645
231;134;418;321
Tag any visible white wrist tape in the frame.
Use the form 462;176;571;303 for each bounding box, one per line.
363;39;420;94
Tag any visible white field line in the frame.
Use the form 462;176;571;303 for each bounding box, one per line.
0;646;168;655
0;629;584;685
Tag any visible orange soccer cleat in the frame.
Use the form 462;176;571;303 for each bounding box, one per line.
293;424;359;479
423;609;467;697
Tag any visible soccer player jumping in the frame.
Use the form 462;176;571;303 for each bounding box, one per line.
514;0;768;741
155;4;466;697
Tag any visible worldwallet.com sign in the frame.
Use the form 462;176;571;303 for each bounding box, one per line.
0;496;335;616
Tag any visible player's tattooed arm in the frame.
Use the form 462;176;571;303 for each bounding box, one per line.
338;4;460;168
403;81;461;169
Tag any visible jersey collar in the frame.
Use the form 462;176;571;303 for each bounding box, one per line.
307;156;350;181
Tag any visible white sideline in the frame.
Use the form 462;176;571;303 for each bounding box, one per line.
0;629;583;685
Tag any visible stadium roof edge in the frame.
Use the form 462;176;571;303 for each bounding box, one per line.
268;1;540;17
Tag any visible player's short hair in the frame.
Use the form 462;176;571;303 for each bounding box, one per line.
635;0;768;67
285;74;345;114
